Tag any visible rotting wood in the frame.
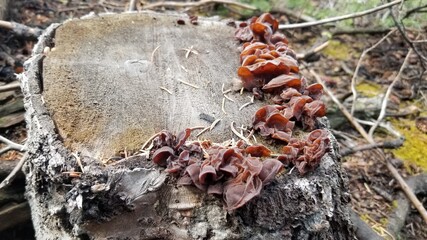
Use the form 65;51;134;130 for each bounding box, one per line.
21;12;356;239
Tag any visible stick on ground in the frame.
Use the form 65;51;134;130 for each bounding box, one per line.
279;0;402;29
0;20;43;39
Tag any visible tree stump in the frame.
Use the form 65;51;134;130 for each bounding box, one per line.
21;12;356;239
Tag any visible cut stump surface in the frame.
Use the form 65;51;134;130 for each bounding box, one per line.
21;12;356;240
42;13;258;158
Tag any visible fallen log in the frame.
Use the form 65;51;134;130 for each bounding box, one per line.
20;12;356;239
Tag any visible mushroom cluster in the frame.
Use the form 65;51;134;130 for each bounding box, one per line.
150;129;283;210
279;129;330;175
150;13;330;210
235;13;329;174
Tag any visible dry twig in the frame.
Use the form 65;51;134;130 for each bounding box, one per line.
0;20;43;39
210;118;221;131
140;132;161;151
151;45;161;62
159;86;173;95
196;127;210;137
128;0;137;11
350;29;397;115
222;97;227;114
0;81;21;93
0;135;26;155
368;49;413;137
279;0;402;29
141;0;256;11
230;121;251;145
178;79;200;89
0;152;27;190
72;153;85;174
341;139;404;157
239;96;254;111
182;46;199;59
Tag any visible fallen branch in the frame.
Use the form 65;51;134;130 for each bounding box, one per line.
341;138;404;157
142;0;256;11
0;135;26;155
279;0;402;29
332;28;391;36
387;174;427;237
403;3;427;19
0;81;21;93
307;67;427;227
0;20;43;39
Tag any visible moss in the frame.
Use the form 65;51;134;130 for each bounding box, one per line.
391;118;427;171
355;81;383;97
360;214;370;223
391;200;398;209
323;40;351;60
379;217;388;226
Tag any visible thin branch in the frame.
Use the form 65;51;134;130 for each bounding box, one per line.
159;86;173;95
389;9;427;67
350;29;397;115
279;0;402;29
0;135;26;152
230;121;252;145
141;0;256;11
403;3;427;19
72;153;85;174
178;79;200;89
368;49;413;137
0;152;27;190
341;138;404;157
151;45;160;62
296;41;330;60
0;81;21;93
128;0;137;11
332;28;391;36
140;132;161;151
386;160;427;224
210;118;221;131
307;67;371;141
387;174;427;236
0;20;43;39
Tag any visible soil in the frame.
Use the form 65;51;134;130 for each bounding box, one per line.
0;0;426;239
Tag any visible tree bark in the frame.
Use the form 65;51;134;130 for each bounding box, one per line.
20;12;356;239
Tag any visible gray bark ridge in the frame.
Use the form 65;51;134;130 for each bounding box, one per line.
20;12;356;239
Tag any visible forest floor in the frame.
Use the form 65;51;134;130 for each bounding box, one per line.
0;0;426;239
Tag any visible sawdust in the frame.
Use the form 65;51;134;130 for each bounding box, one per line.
42;62;105;153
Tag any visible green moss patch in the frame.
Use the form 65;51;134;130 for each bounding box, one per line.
355;81;383;97
391;118;427;171
323;40;351;60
